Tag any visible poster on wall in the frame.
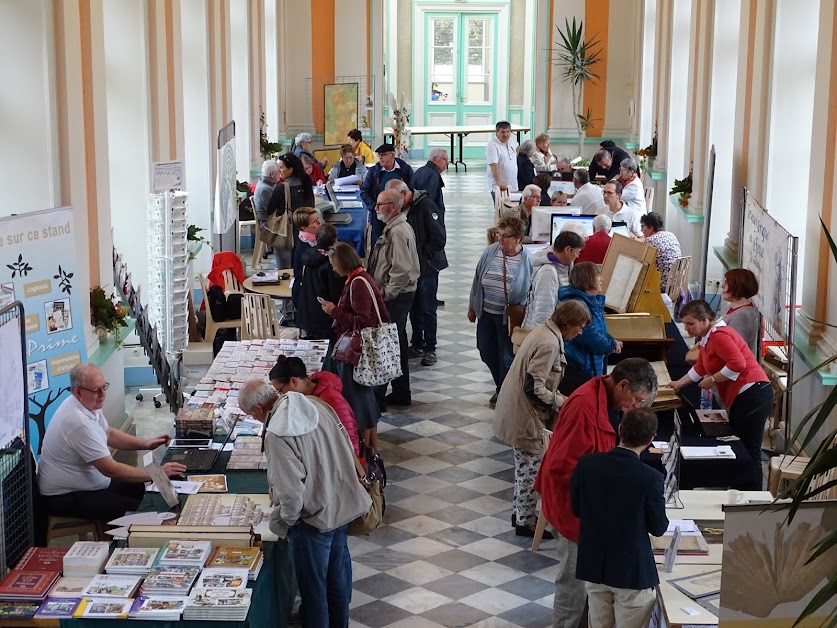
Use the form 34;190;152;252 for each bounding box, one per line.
324;83;358;146
719;502;837;625
741;193;791;337
0;207;88;456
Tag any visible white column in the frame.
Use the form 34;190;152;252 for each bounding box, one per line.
230;0;252;180
636;0;657;146
264;0;280;140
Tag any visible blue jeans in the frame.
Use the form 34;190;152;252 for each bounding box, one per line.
476;311;514;390
288;522;351;628
409;273;439;352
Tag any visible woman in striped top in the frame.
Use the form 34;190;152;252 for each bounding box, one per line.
468;216;533;407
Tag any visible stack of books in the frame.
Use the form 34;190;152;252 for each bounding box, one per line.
105;547;160;576
63;541;110;576
139;566;200;597
183;588;252;621
34;597;83;619
47;576;93;598
0;601;41;620
227;436;268;470
175;406;216;439
207;546;264;581
0;570;60;603
73;597;133;619
128;595;189;621
156;539;213;568
81;574;142;599
14;547;69;572
195;567;249;590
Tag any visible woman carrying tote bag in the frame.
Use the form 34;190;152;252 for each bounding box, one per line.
265;153;315;270
320;243;391;450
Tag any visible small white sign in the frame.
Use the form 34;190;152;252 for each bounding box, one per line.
152;160;184;191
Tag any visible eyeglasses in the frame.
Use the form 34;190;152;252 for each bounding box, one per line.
274;382;290;394
374;202;394;208
79;383;110;396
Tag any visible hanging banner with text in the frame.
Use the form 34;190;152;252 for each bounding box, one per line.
0;207;88;456
213;121;237;235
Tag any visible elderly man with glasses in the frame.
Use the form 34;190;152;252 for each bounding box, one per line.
38;363;184;523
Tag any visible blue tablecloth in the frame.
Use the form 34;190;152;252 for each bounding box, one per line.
328;191;367;255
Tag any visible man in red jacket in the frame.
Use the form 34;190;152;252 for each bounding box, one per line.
534;358;657;628
576;214;612;265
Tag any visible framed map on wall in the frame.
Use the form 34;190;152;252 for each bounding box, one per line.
323;83;358;146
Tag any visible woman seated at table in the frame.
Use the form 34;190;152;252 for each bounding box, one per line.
533;173;553;206
640;212;682;290
530;133;558;173
291;218;344;341
517;141;537;191
320;243;391;449
551;191;568;207
468;216;533;407
328;144;368;183
668;300;772;490
557;262;623;395
269;355;360;456
616;157;647;214
300;153;326;187
347;129;376;164
293;132;329;170
494;300;590;537
520;231;584;331
266;154;315;270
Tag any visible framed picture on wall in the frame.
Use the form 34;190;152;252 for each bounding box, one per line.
323;83;359;147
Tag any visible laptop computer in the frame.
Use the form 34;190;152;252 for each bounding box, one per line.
322;182;354;225
161;416;239;472
679;395;735;438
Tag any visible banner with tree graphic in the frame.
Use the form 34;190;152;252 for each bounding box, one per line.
0;207;88;455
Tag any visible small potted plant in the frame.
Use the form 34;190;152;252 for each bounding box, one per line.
636;130;658;171
670;168;693;207
90;286;128;344
187;225;212;262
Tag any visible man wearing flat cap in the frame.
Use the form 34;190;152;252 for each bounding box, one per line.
361;143;414;244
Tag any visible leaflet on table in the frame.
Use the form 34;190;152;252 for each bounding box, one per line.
340;200;364;208
147;480;203;495
680;445;736;459
665;519;701;536
107;512;177;527
144;464;180;507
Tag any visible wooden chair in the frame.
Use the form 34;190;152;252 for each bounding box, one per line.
199;273;241;344
46;516;104;543
664;256;691;301
645;186;655;214
770;435;837;499
531;428;554;552
251;228;266;270
241;293;280;340
221;269;244;294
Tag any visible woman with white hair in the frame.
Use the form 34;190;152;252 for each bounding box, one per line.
517;140;537;190
616;157;647;214
292;132;329;170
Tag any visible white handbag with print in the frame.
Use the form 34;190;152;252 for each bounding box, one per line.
351;277;402;387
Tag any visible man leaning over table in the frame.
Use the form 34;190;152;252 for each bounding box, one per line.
238;380;370;628
486;120;519;198
571;407;669;628
38;363;185;524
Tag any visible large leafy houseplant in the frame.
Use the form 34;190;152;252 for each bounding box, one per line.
90;286;127;343
785;217;837;627
553;18;603;157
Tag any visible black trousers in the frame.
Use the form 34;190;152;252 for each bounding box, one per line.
376;291;415;401
43;480;146;524
728;381;773;490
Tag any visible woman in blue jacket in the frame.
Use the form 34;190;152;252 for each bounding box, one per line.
557;262;623;395
468;216;533;407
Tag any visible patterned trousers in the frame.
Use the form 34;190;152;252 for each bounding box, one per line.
512;447;543;528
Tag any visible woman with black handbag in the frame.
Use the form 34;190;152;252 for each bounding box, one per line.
319;243;391;449
265;153;314;270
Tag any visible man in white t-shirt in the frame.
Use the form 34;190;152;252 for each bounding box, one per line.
38;363;185;522
568;168;605;215
602;180;643;238
486;121;519;196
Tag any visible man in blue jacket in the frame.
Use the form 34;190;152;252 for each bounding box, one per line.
571;407;669;628
360;144;414;245
410;148;448;216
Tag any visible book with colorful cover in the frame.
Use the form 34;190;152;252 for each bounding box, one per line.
194;568;249;590
207;546;261;570
129;595;188;618
75;597;133;619
0;601;40;618
48;576;93;598
156;539;213;567
81;574;142;598
14;547;69;572
186;587;252;608
0;570;60;600
105;547;159;573
34;597;82;618
140;566;200;595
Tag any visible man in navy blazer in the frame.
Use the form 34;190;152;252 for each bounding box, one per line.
571;408;669;628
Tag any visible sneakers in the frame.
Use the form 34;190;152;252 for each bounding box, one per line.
408;346;424;359
489;392;499;408
421;351;437;366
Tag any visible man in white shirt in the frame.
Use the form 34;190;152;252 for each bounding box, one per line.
602;180;643;238
486;121;519;197
568;168;604;215
38;363;185;523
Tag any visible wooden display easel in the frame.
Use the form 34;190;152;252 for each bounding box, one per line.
605;313;673;363
600;234;672;323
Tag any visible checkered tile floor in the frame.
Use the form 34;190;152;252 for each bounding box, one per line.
349;163;560;628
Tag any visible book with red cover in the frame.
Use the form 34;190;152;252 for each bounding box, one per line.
0;571;61;601
14;547;69;573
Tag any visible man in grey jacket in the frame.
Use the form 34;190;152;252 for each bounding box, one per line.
253;160;280;258
238;380;370;628
368;189;420;408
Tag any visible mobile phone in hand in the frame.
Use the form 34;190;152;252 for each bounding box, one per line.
317;297;326;304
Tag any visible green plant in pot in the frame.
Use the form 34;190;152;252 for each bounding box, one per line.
90;286;127;344
187;224;211;262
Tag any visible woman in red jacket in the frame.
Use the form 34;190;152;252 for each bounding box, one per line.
668;300;772;490
320;243;392;450
269;356;360;456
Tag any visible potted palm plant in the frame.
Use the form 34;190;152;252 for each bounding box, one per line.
553;18;603;157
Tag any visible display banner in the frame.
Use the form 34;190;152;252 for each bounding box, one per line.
0;207;88;456
213;136;237;235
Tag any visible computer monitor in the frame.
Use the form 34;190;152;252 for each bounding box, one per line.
322;182;341;214
549;213;631;244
